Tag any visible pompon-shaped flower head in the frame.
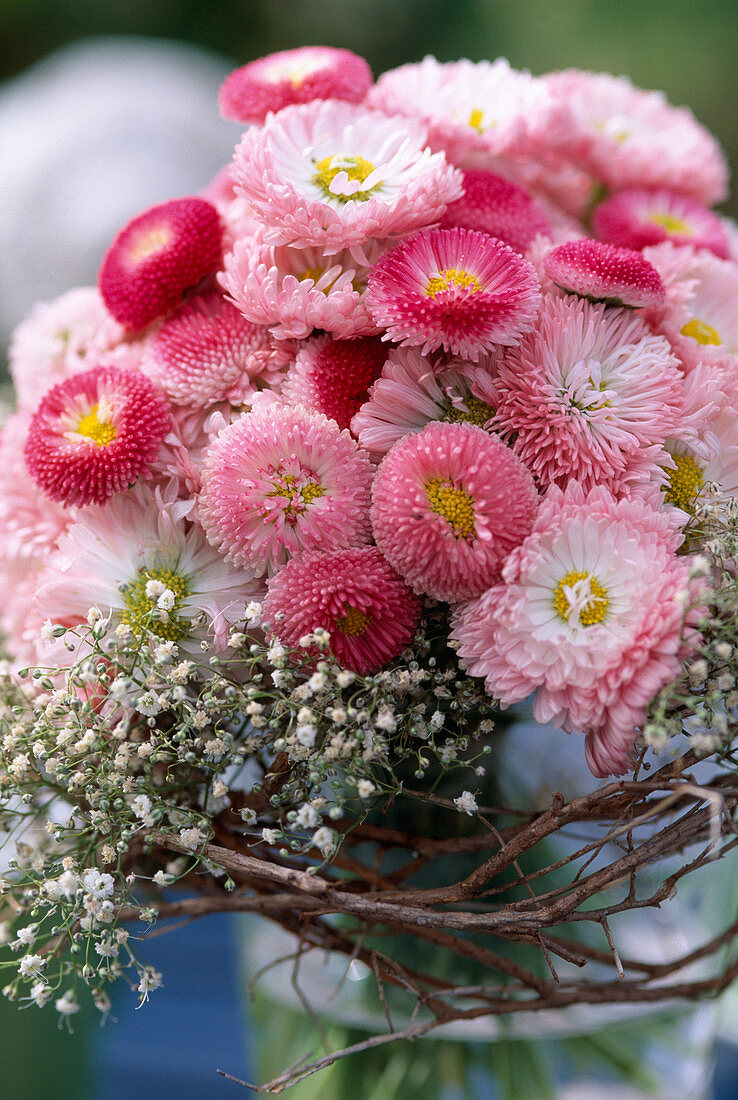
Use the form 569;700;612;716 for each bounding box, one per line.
351;346;501;457
199;403;373;578
219;235;380;341
494;296;683;492
370;420;538;602
544;70;728;205
219;47;372;124
262;546;421;674
37;483;263;656
593;188;730;259
441;169;551;255
367;57;555;164
98;198;223;331
450;482;702;777
24;365;170;507
144;291;281;408
232;99;462;255
280;335;388;430
543;239;665;309
367;228;541;361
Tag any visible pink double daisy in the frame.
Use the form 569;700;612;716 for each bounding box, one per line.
220;236;379;340
280;335;388;431
494;296;683;491
543;239;665;309
370;420;538;602
24;365;171;507
144;291;282;408
593;188;730;259
232;99;462;256
263;547;421;675
219;47;373;125
450;482;703;777
367;227;541;361
441;168;551;255
198;404;373;577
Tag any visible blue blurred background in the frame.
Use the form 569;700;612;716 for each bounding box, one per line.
1;2;738;1095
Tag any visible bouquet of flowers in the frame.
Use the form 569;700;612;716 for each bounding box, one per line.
2;45;738;1095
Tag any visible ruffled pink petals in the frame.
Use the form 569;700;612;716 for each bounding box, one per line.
232;99;462;255
494;296;683;492
263;546;420;674
543;239;665;308
367;227;541;361
280;335;388;430
450;482;701;777
198;404;373;577
593;188;730;259
98;198;223;331
24;366;171;507
219;47;372;125
441;169;551;254
370;421;538;602
144;291;282;407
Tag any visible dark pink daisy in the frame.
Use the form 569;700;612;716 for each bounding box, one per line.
441;169;551;255
370;421;538;602
280;336;388;430
263;547;421;674
218;47;372;125
145;291;282;407
24;366;170;507
367;228;541;362
543;239;665;309
98;198;223;331
592;188;730;259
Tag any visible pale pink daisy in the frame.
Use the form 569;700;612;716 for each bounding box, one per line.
494;296;683;491
370;420;538;602
366;227;541;361
98;198;223;331
280;336;388;430
218;47;372;125
8;287;128;413
24;365;171;507
143;291;283;407
642;244;738;373
219;235;379;340
350;347;501;456
198;404;373;577
37;483;263;655
593;188;730;259
367;57;555;164
441;168;551;254
450;481;702;777
232;99;462;256
544;71;728;205
262;547;421;675
543;239;665;308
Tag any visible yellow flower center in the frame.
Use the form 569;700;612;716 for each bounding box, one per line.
269;471;324;521
426;478;476;539
336;605;369;636
76;405;117;446
663;452;704;512
426;268;482;299
127;225;172;264
553;570;609;627
121;567;191;642
442;394;495;428
650;212;692;236
680;318;722;346
468;108;485;133
312;154;377;203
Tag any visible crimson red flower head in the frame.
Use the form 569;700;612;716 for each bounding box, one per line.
98;198;223;331
24;365;170;507
543;239;666;309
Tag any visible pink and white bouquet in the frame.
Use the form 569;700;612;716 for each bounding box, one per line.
1;47;737;1022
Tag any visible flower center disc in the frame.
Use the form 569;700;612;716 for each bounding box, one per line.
664;452;704;512
336;605;369;635
553;570;609;627
127;224;172;265
426;267;482;299
650;212;692;236
313;154;377;203
269;470;324;521
121;567;191;641
680;318;722;346
442;394;495;428
76;405;117;446
426;478;476;539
